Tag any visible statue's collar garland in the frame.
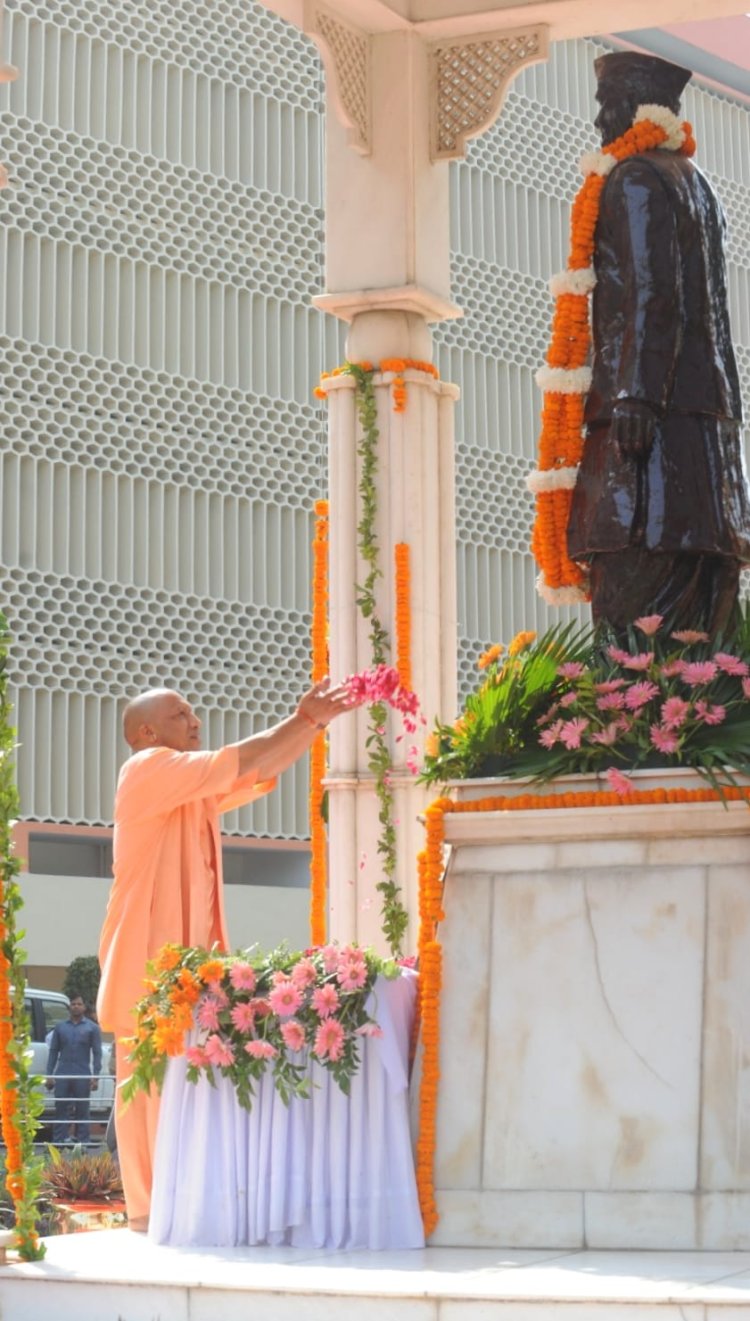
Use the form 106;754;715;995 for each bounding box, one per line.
527;105;696;607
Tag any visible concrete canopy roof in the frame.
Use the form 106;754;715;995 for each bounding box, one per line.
260;1;750;42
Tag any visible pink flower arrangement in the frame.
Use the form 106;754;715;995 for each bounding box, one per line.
125;941;397;1116
526;613;750;789
422;609;750;794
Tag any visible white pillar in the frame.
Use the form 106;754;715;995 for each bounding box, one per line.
255;2;548;953
324;310;460;953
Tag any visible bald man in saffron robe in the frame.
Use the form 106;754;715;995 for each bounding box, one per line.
97;680;353;1231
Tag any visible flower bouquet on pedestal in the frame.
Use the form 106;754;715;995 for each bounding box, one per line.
421;614;750;795
121;943;399;1111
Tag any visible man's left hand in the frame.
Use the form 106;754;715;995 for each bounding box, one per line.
612;400;659;460
90;1078;99;1091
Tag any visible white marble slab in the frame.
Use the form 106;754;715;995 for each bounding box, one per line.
701;866;750;1192
433;871;492;1189
481;865;705;1191
430;1190;584;1248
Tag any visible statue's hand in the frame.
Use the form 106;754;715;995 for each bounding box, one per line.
612;401;659;460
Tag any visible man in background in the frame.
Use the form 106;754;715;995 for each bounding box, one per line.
46;992;102;1145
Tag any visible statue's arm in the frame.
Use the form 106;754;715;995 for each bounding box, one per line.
599;160;681;459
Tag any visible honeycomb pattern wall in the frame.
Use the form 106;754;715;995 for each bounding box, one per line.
0;2;748;826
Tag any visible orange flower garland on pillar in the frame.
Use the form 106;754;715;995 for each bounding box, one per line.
394;542;412;692
528;105;696;606
309;499;329;946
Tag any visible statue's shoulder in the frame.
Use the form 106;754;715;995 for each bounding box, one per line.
602;151;697;209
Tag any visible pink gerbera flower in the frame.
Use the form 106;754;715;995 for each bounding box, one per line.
539;720;563;749
607;646;633;665
624;681;660;710
596;692;626;711
244;1039;278;1059
590;722;620;746
560;717;589;750
606;767;633;796
557;662;585;679
594;679;627;693
230;1002;256;1034
337;963;368;992
314;1018;346;1062
291;958;318;990
661;696;690;729
743;677;750;700
695;701;726;725
559;691;579;708
312;984;340;1018
650;725;680;754
355;1022;384;1038
280;1019;306;1052
634;614;663;636
660;660;686;678
206;982;229;1009
671;630;709;644
203;1034;235;1067
268;978;303;1018
680;661;718;685
185;1046;209;1068
229;962;256;993
713;653;749;677
623;652;654;671
196;997;221;1032
320;945;340;974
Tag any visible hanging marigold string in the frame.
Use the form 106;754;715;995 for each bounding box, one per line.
309;498;329;946
528;104;696;607
414;777;741;1236
394;542;412;692
315;358;438;414
0;616;45;1260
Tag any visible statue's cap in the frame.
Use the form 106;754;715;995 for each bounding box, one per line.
594;51;691;106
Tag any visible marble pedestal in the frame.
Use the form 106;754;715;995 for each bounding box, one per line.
430;774;750;1250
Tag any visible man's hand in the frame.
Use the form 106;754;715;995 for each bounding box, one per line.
45;1078;54;1090
296;679;359;730
612;400;659;460
90;1077;99;1092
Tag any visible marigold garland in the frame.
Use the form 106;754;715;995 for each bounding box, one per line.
315;357;439;414
529;105;696;606
310;499;329;946
0;617;45;1259
394;542;412;692
414;778;743;1236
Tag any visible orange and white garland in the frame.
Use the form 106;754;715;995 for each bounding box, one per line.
528;104;696;606
309;499;329;946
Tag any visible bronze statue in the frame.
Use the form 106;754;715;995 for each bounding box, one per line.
567;52;750;637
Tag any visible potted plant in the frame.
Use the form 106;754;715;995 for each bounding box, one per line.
41;1145;126;1234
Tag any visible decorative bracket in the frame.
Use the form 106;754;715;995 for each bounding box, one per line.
304;2;371;156
428;25;549;162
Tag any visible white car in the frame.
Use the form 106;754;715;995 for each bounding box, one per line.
25;988;115;1126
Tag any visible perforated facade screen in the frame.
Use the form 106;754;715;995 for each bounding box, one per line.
0;2;748;837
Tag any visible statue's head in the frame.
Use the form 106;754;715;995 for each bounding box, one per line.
594;51;691;146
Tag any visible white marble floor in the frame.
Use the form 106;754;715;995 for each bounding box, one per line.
2;1232;750;1321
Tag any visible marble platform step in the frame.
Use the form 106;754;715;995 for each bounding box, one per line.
3;1232;750;1320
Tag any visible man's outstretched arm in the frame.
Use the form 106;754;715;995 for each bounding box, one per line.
232;679;355;782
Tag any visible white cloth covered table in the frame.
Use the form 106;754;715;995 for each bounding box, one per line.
149;970;424;1249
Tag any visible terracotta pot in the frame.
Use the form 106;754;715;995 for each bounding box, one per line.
49;1199;127;1234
